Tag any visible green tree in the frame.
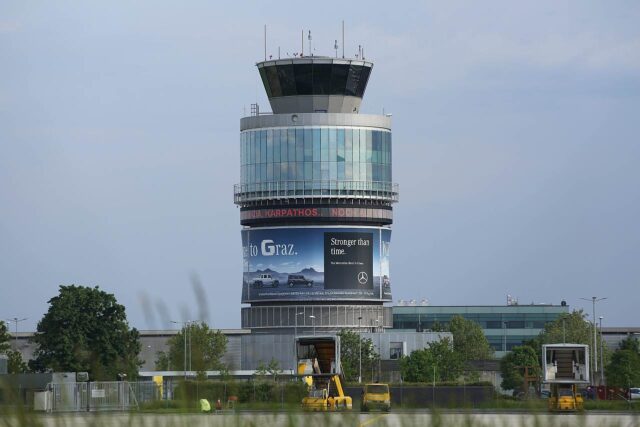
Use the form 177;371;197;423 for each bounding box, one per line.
337;329;379;383
448;315;493;361
500;345;539;392
401;337;464;383
30;285;142;380
7;350;29;374
0;321;11;354
255;358;282;381
605;337;640;388
529;310;609;368
155;322;227;377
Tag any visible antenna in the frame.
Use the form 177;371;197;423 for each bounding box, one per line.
301;29;304;56
278;46;280;59
264;25;267;61
342;20;345;58
334;40;338;58
308;30;312;57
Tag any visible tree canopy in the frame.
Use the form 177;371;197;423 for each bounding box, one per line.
155;321;227;377
526;309;609;367
448;315;493;361
499;345;539;392
0;321;11;354
30;285;141;380
605;337;640;388
337;329;380;383
400;337;464;383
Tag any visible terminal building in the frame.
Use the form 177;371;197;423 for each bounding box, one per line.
235;55;398;334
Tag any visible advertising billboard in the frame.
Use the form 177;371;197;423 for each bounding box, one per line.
241;226;391;302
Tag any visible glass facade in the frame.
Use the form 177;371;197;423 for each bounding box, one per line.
259;63;371;98
392;305;569;353
240;127;392;187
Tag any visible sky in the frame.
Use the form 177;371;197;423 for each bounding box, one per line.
1;1;639;332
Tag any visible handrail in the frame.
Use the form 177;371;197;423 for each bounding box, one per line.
233;180;399;204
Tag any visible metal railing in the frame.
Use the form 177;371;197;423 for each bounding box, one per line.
234;180;399;204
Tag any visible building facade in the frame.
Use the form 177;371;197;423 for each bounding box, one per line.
392;304;570;357
235;57;398;333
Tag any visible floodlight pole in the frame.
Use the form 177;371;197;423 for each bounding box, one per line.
599;316;604;385
580;297;606;383
358;316;363;383
6;317;28;351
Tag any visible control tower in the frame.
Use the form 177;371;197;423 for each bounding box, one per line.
235;56;398;334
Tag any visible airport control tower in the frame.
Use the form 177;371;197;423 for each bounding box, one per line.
235;55;398;334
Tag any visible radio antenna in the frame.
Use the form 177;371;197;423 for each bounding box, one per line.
308;30;312;57
301;29;304;56
342;21;345;58
334;40;338;58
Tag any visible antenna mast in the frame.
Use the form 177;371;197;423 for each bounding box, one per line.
301;29;304;56
342;20;345;58
308;30;312;56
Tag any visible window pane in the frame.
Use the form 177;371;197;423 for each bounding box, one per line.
345;129;352;162
294;63;313;94
321;128;329;162
352;129;359;165
329;162;337;181
280;129;287;161
265;66;282;97
304;129;313;161
355;66;371;97
313;162;321;180
304;162;312;180
296;129;304;162
330;64;349;94
273;130;281;163
337;129;345;162
366;130;372;162
266;130;273;163
288;129;296;162
345;65;362;97
312;64;332;95
313;129;321;161
329;128;337;162
337;162;345;180
276;64;296;96
259;67;272;98
359;129;366;163
261;130;267;164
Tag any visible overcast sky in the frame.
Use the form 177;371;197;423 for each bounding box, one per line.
1;1;639;332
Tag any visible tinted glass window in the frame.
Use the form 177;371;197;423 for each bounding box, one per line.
294;64;313;95
259;67;272;98
355;66;371;97
277;64;297;96
345;65;362;96
312;64;332;95
265;66;282;97
330;64;349;94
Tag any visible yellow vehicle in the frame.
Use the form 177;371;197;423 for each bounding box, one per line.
542;344;589;412
296;336;353;411
548;384;584;412
362;383;391;412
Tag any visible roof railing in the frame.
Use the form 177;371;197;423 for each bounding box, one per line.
233;180;399;204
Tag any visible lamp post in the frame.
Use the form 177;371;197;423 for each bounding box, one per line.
171;320;192;379
294;311;304;337
358;316;363;384
599;316;604;385
580;296;606;383
309;315;316;336
6;317;28;351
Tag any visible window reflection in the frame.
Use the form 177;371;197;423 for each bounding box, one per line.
239;127;392;188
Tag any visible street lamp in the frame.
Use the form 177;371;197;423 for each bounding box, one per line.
358;316;363;384
171;320;193;379
6;317;28;351
580;296;606;383
309;315;316;336
294;311;304;337
599;316;604;385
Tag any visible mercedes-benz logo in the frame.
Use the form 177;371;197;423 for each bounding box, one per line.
357;272;368;284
